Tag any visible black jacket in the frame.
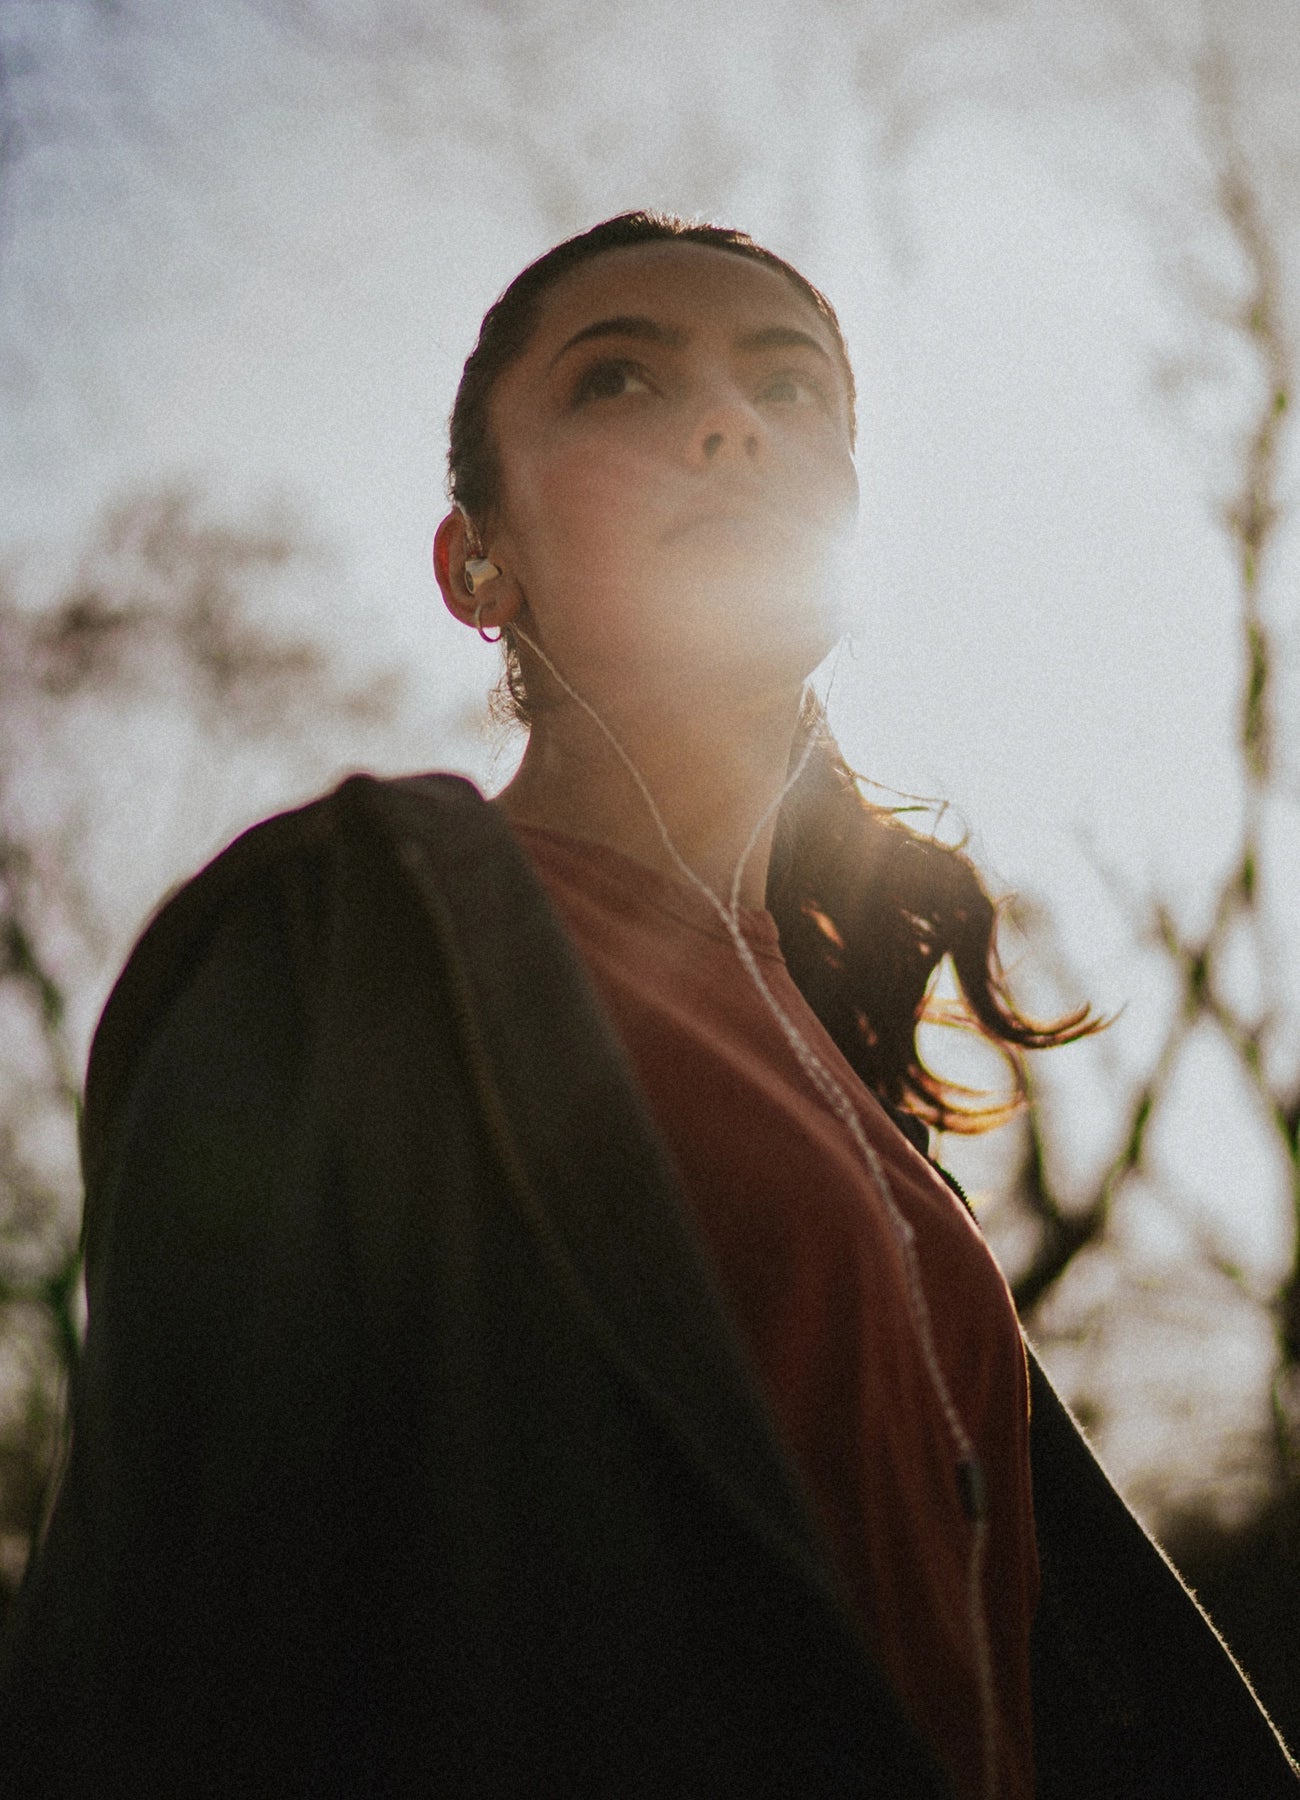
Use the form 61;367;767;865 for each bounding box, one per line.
2;773;1296;1797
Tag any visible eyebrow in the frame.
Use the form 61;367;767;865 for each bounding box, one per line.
549;316;685;368
548;315;836;370
734;324;835;365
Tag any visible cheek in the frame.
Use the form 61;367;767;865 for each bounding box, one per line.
840;453;861;519
798;436;860;529
497;440;662;595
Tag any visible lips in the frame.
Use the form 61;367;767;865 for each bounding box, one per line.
664;490;798;543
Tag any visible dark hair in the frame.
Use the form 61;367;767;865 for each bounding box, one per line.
447;211;1098;1132
769;698;1098;1131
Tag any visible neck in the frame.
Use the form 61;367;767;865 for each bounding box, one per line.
493;669;806;913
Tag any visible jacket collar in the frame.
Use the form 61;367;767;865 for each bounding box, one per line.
357;771;863;1634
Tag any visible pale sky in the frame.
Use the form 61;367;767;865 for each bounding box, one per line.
4;0;1298;1519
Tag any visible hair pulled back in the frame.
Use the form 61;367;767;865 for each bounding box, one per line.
447;211;1097;1133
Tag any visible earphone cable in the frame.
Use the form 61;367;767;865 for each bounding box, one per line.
510;621;1000;1800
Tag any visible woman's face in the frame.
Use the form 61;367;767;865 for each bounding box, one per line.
483;240;860;694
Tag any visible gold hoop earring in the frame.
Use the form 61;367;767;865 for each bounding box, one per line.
474;599;503;644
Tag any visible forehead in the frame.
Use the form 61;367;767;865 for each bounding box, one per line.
523;240;840;356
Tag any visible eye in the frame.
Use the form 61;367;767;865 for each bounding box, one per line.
758;368;830;409
571;358;654;405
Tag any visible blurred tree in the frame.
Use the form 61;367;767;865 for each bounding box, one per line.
993;9;1299;1450
1;0;1298;1738
0;486;397;1617
948;11;1300;1742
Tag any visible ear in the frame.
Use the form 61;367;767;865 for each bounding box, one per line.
433;512;518;634
432;511;474;623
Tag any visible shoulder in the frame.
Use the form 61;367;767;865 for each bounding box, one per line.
81;771;492;1192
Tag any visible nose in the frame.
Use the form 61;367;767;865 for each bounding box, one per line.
700;428;758;461
687;387;766;466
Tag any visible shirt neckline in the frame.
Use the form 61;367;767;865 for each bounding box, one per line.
510;820;786;961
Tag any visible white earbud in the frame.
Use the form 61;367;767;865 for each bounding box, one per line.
464;557;501;596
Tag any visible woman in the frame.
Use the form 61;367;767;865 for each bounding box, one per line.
2;212;1295;1798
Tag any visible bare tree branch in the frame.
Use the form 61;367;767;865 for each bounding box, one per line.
0;484;403;1606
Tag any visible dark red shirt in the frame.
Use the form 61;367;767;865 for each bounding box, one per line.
516;823;1038;1800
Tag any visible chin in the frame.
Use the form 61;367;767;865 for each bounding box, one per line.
689;588;845;689
679;511;853;600
740;554;849;637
